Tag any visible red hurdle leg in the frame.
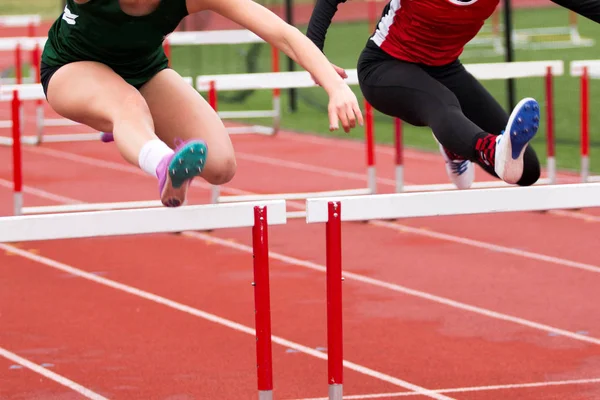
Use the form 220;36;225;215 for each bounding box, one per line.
364;100;376;194
581;67;590;183
545;66;556;184
394;118;404;192
15;43;22;85
252;206;274;400
12;90;23;215
326;201;343;400
271;46;281;135
208;80;220;204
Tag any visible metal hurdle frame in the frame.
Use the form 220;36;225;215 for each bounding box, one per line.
195;69;377;210
0;29;281;146
0;15;40;85
0;199;287;400
570;60;600;183
304;182;600;400
393;60;563;193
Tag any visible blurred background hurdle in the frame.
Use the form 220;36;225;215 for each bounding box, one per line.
196;69;377;209
305;182;600;400
570;60;600;184
0;14;40;84
0;29;279;146
0;199;287;400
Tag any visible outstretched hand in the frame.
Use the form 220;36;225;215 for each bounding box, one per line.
327;82;364;133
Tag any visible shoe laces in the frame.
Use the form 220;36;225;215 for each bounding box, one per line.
449;159;470;175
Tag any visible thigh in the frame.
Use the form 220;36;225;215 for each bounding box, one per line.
435;61;509;134
138;68;235;176
358;56;461;127
46;61;152;134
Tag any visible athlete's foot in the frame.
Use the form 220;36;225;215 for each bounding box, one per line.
433;135;474;190
156;139;208;207
494;98;540;184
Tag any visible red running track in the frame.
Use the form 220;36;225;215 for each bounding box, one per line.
1;108;600;399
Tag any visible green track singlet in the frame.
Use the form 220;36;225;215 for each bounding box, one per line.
41;0;189;88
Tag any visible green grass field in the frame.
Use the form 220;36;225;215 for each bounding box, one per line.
2;2;600;174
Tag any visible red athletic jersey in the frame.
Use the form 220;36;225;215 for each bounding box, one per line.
371;0;499;65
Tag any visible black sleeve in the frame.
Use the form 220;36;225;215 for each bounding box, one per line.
305;0;347;52
550;0;600;23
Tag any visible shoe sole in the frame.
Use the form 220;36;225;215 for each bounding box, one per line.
496;97;539;184
161;141;208;207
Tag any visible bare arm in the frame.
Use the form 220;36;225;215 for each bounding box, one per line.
306;0;347;52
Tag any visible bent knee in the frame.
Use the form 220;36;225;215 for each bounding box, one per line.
204;154;237;185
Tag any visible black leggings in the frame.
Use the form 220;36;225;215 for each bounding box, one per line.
357;43;540;186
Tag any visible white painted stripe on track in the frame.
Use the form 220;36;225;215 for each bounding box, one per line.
0;347;109;400
288;377;600;399
0;243;453;400
183;232;600;346
371;220;600;274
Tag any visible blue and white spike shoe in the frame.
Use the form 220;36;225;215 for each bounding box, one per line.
494;97;540;184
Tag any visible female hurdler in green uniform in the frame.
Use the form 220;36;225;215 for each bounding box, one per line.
41;0;363;207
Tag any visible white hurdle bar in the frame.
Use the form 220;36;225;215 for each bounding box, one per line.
0;199;286;400
570;60;600;183
394;60;563;193
304;182;600;400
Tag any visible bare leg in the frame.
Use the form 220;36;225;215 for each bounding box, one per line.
138;68;236;185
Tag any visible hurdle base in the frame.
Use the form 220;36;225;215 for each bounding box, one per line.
329;384;343;400
258;390;273;400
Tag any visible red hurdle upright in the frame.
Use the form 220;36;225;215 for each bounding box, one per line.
326;201;343;400
252;206;274;400
11;90;22;216
580;66;590;182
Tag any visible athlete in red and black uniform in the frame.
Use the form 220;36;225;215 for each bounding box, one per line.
307;0;600;189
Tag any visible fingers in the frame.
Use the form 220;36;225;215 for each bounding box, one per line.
330;101;362;133
328;105;339;132
353;101;364;127
333;64;348;79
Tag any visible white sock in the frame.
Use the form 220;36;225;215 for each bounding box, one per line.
138;139;174;178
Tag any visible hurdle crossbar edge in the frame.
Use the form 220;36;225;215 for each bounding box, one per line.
570;60;600;184
0;199;285;400
306;182;600;223
305;183;600;400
